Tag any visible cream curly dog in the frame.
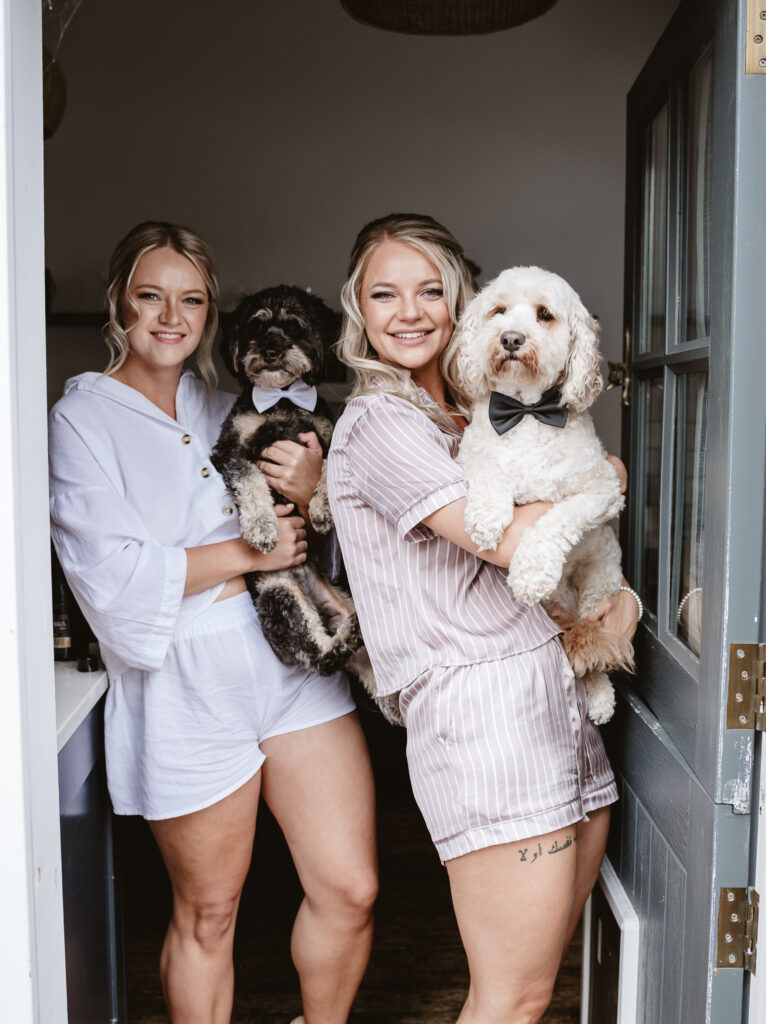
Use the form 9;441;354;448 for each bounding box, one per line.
453;265;633;723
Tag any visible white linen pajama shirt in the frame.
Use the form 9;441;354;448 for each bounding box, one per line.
48;371;353;819
328;392;617;862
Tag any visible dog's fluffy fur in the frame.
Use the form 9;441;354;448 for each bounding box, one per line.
212;285;375;689
455;266;634;724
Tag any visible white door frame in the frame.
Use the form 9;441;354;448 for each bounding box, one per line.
0;0;67;1020
749;733;765;1022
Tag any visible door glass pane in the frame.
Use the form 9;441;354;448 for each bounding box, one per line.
671;372;707;656
638;105;668;354
638;376;663;618
682;47;713;342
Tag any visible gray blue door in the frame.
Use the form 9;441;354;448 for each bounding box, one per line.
601;0;766;1020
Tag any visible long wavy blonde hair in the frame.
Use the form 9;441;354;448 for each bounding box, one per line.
104;221;220;391
338;213;477;417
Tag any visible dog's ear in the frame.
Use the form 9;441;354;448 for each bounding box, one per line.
301;290;343;384
560;301;603;412
449;293;490;399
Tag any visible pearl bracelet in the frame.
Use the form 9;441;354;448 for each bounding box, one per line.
619;584;643;623
677;586;702;623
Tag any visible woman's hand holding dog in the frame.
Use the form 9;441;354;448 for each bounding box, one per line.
585;584;638;640
256;432;323;513
246;504;308;571
183;504;307;596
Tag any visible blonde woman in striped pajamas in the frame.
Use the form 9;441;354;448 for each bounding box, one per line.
327;213;638;1024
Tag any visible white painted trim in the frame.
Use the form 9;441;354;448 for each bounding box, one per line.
580;893;593;1024
581;857;641;1024
0;0;67;1020
748;733;765;1024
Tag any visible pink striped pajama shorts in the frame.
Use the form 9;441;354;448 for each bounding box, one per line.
399;637;618;862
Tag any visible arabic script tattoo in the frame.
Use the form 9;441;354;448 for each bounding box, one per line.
517;833;576;863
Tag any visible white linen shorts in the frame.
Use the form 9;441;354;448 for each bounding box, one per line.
399;637;618;862
104;590;356;820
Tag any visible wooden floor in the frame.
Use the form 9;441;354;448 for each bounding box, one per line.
118;703;582;1024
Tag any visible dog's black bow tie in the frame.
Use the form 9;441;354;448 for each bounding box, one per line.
488;387;568;435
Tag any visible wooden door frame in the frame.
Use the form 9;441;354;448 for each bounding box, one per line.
0;0;68;1020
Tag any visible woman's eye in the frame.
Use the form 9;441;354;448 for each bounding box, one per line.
371;291;394;300
490;306;506;318
423;288;444;298
137;291;160;301
184;296;205;305
537;306;554;322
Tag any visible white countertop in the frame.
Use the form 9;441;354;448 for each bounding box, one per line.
55;662;109;752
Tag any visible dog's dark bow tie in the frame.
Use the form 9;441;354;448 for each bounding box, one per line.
251;379;318;413
488;387;568;435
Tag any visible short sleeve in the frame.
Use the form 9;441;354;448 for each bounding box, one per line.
344;396;466;542
49;412;187;672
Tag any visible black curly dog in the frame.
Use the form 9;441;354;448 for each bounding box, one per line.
212;285;367;678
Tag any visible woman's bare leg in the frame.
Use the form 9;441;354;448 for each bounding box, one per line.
560;805;610;958
148;772;261;1024
261;712;377;1024
446;825;579;1024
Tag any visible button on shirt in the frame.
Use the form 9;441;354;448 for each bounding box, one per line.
48;371;239;678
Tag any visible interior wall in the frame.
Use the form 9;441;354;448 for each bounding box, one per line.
44;0;677;443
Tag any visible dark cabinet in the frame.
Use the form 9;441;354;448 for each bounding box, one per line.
58;700;124;1023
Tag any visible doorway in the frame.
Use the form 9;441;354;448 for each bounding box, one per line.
11;1;737;1021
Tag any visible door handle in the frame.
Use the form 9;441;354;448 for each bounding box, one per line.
605;328;632;406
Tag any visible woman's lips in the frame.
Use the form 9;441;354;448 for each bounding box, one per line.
389;329;434;345
152;332;185;343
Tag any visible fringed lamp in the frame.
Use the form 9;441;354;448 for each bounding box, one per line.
340;0;558;35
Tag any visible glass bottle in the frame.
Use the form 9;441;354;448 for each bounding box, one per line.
52;547;73;662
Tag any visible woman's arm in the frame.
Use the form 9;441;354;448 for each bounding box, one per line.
422;498;553;566
424;501;639;641
606;455;628;494
183;505;307;596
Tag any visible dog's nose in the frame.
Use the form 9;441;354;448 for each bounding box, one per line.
500;331;526;352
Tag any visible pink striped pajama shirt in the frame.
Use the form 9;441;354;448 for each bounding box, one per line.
328;391;617;862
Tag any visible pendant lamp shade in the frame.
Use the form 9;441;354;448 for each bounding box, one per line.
340;0;557;35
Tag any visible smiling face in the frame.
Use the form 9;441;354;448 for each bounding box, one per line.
120;246;209;381
359;239;454;389
226;285;338;389
457;266;599;405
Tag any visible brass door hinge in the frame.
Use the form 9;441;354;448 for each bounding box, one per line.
726;643;766;730
717;888;759;973
746;0;766;74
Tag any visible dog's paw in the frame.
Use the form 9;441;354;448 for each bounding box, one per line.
560;620;635;676
377;692;405;728
583;671;616;725
469;523;505;551
241;512;280;552
308;494;334;535
507;548;564;604
464;504;505;551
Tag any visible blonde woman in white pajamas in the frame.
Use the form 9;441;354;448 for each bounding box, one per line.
327;213;638;1024
48;222;377;1024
